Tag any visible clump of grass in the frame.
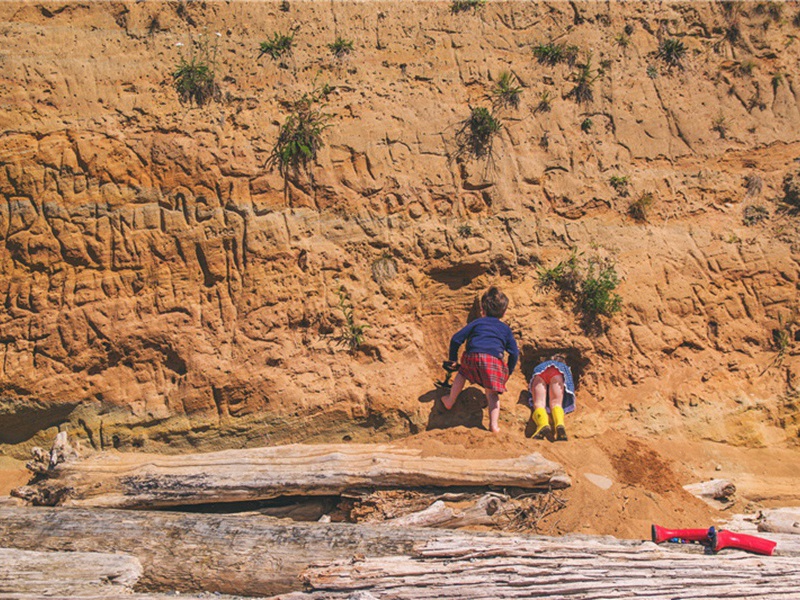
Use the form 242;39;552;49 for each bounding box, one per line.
451;0;485;13
772;72;784;91
568;56;599;104
337;285;369;353
172;33;221;106
580;117;593;132
537;248;581;293
628;191;654;222
646;64;659;79
329;36;354;58
259;30;295;60
492;70;522;108
536;90;553;113
712;113;728;139
268;88;330;178
657;38;687;68
458;224;473;237
459;106;502;157
743;204;769;226
532;42;580;66
615;33;631;48
609;175;630;196
738;59;756;76
783;169;800;207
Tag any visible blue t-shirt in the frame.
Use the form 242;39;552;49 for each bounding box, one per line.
449;316;519;374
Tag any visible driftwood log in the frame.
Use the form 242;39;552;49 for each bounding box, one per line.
0;506;796;599
12;442;570;508
683;479;736;508
0;547;141;598
758;507;800;535
275;536;800;599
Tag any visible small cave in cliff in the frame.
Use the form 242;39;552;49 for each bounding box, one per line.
519;345;589;390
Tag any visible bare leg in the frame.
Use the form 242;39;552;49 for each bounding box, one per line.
548;375;564;408
442;372;466;410
486;391;500;433
549;375;567;441
530;375;551;439
531;375;547;409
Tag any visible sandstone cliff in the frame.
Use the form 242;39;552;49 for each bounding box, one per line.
0;0;798;461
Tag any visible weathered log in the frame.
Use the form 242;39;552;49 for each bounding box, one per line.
272;536;800;600
683;479;736;508
758;508;800;535
0;547;141;598
0;506;462;596
12;442;570;508
1;506;794;599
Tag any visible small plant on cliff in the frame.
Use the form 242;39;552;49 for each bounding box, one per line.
743;205;769;226
712;113;728;139
568;55;599;104
533;42;579;66
609;175;630;196
492;71;522;109
267;88;330;179
657;38;687;69
537;248;581;294
580;118;593;132
172;33;221;106
615;33;631;48
579;258;623;320
538;249;623;330
783;169;800;208
535;90;553;113
329;36;354;58
457;106;502;158
451;0;485;14
628;191;654;222
259;30;295;60
337;285;369;353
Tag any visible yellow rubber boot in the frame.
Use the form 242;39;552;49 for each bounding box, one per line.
552;405;567;441
531;408;551;440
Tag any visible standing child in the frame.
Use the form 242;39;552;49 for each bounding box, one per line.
442;287;519;433
529;355;575;441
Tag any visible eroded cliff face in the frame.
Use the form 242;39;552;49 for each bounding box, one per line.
0;1;798;457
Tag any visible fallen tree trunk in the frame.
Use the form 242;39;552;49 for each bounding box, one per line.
0;547;141;598
12;443;570;508
0;506;794;599
275;537;800;600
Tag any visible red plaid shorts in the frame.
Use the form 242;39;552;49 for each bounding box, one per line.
458;352;509;394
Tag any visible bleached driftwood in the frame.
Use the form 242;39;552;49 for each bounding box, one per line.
274;534;800;600
0;547;141;598
758;507;800;535
385;493;506;528
12;441;570;508
1;506;795;599
683;479;736;508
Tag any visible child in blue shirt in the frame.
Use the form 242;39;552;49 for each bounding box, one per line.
442;287;519;433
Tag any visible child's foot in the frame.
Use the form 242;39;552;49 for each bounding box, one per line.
490;424;500;433
555;425;568;441
533;424;551;440
441;396;453;410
